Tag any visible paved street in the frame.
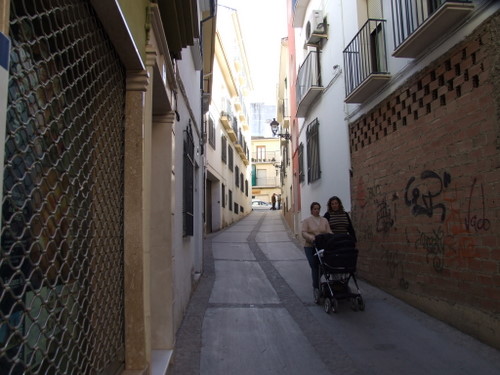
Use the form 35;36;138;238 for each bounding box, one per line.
169;210;500;375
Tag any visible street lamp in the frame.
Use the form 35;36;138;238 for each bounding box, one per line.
270;118;291;141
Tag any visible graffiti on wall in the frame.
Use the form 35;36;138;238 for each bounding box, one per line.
465;177;490;232
375;195;397;233
415;227;445;272
356;171;491;288
404;170;451;222
381;242;409;290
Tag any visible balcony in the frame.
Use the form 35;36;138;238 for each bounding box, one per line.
277;98;290;127
253;177;280;188
220;111;234;134
392;0;474;58
296;51;323;117
343;19;391;103
235;130;248;164
251;150;280;163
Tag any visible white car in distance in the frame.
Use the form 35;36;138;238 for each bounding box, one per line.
252;200;272;210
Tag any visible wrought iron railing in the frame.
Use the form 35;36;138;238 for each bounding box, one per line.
343;19;388;98
251;150;280;163
391;0;473;50
296;50;321;106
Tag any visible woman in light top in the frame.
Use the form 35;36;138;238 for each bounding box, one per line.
301;202;332;301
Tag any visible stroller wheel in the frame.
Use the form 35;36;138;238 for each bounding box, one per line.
350;298;358;311
324;298;332;314
356;296;365;311
324;297;338;314
332;297;339;313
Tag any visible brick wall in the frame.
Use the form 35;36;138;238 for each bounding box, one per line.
350;12;500;349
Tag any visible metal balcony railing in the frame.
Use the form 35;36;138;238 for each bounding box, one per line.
296;50;321;106
343;19;389;99
253;177;280;187
232;117;238;135
391;0;473;51
251;150;280;163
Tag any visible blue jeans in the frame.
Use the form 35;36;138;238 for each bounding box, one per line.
304;246;319;289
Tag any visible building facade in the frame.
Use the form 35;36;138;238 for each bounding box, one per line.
0;0;216;373
205;5;252;232
251;136;282;205
285;0;499;349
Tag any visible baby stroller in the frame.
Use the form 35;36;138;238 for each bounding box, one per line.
314;233;365;314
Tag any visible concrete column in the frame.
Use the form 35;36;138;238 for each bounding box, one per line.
150;113;176;349
123;70;150;374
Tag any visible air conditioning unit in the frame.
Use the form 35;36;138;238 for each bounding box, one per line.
305;10;326;44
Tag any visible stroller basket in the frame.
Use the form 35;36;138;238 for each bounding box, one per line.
322;249;358;272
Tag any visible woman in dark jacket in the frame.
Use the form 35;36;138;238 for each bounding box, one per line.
323;196;356;242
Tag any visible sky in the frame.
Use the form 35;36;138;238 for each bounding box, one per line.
218;0;288;105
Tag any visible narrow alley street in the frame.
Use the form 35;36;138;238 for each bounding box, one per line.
170;210;500;375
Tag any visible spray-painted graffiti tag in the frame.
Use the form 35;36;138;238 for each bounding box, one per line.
404;171;451;222
415;227;445;272
465;177;490;232
376;197;395;233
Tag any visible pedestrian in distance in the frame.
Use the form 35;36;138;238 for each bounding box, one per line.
323;196;357;243
271;193;276;210
301;202;332;302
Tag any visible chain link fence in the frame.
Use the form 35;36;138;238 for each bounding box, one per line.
1;0;126;373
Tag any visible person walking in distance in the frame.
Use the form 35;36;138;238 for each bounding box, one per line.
301;202;332;302
271;193;276;210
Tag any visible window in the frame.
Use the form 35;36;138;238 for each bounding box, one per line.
240;173;244;192
298;143;305;183
235;165;240;187
306;118;321;183
234;202;239;213
245;180;248;196
256;146;266;162
208;117;216;149
306;119;321;183
183;122;194;236
222;184;225;208
221;136;227;163
228;146;234;171
229;189;233;211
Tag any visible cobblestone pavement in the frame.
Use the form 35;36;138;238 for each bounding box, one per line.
169;210;500;375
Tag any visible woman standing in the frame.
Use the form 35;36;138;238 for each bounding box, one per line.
323;196;357;242
301;202;332;301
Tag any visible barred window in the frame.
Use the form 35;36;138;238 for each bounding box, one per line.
208;117;216;149
221;136;227;163
245;180;248;196
306;118;321;183
183;122;194;236
298;143;305;183
228;146;234;171
222;184;226;208
229;189;233;211
235;165;240;187
234;202;239;213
